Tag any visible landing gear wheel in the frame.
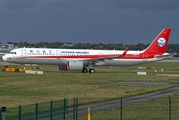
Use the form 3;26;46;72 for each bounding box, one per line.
89;68;95;73
82;68;88;73
82;66;88;73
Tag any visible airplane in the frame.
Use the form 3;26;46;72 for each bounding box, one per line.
2;28;172;73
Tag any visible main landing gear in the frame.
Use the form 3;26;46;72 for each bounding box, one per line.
82;66;88;73
82;66;95;73
89;68;95;73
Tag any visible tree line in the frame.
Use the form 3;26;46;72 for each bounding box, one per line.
6;41;179;55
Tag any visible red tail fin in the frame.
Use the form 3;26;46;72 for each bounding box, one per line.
144;28;171;54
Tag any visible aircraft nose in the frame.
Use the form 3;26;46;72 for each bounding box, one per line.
2;55;7;61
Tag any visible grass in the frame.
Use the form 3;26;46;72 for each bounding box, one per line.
0;62;179;107
75;95;179;120
0;61;179;118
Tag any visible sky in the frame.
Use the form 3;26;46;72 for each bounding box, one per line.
0;0;179;44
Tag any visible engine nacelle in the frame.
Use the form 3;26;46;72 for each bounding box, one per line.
67;60;83;70
57;60;84;71
57;64;68;70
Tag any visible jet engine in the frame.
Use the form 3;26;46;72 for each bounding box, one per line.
57;60;83;71
67;60;83;70
57;64;68;70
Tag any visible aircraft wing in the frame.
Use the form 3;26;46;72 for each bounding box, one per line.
82;46;130;63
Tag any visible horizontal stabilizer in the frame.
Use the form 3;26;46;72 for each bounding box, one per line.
155;53;173;58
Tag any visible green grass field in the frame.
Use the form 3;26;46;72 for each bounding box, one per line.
0;62;179;108
74;96;179;120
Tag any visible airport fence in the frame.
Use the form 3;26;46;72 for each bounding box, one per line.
1;97;179;120
0;98;69;120
82;97;179;120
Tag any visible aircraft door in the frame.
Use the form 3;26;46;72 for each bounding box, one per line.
56;50;61;58
99;53;103;58
143;52;148;61
21;49;26;58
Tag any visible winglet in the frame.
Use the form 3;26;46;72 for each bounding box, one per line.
121;46;130;57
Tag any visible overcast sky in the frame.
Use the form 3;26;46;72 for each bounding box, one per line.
0;0;179;44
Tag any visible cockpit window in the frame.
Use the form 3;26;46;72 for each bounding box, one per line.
8;52;16;54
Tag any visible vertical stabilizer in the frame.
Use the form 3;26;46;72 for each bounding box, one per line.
144;28;171;54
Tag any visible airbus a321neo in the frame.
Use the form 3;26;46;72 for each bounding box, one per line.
2;28;172;73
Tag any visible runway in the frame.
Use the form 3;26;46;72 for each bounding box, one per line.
158;59;179;62
0;61;17;65
6;82;179;120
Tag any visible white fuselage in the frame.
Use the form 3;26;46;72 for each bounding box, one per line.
2;48;169;66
